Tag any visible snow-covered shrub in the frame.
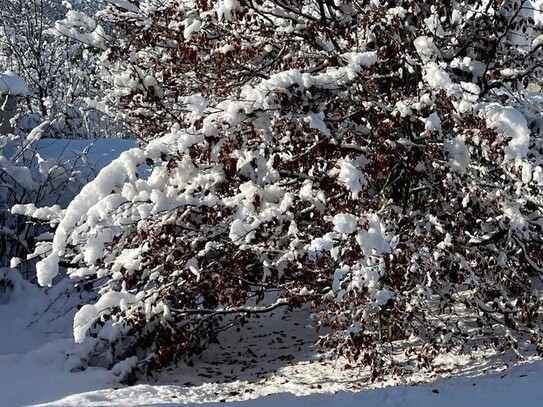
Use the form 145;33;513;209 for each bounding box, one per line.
37;0;543;380
0;122;96;277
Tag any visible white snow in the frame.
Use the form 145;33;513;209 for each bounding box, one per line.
36;369;543;407
1;1;543;404
414;36;440;63
305;112;331;137
217;0;240;21
52;11;109;49
478;103;531;161
501;201;527;231
356;214;391;256
0;71;28;95
424;10;445;37
36;138;135;177
4;269;543;407
332;213;358;234
451;8;462;23
183;19;202;41
35;146;145;286
105;0;140;13
340;51;379;67
423;112;442;132
460;81;480;97
521;161;533;184
449;57;485;80
446;135;470;173
308;233;337;257
73;291;137;343
11;203;63;223
229;218;261;245
422;62;452;91
333;158;367;199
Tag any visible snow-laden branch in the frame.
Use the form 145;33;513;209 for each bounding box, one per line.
169;298;290;316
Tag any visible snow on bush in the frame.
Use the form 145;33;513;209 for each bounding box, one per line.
1;116;130;280
33;0;543;382
0;122;92;277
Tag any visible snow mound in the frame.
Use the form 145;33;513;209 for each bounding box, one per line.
0;71;28;95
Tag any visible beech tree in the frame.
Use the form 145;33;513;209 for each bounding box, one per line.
29;0;543;382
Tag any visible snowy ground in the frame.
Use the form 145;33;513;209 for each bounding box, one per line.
35;138;136;180
1;270;542;407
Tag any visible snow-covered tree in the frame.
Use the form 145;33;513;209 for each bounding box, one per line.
0;123;89;277
0;1;125;276
0;75;106;278
32;0;543;381
0;0;115;138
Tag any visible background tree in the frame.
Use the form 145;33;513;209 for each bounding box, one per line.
0;0;115;138
30;0;543;382
0;0;128;278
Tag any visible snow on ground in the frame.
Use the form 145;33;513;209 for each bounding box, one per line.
0;71;28;95
0;270;116;407
37;363;543;407
35;138;136;180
